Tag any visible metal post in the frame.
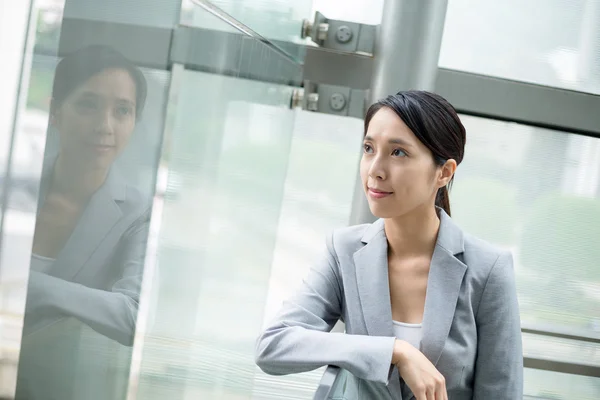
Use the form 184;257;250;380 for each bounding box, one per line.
349;0;449;225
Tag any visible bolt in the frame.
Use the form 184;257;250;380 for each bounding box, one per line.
301;19;312;39
307;93;319;112
330;93;346;111
335;26;353;43
317;23;329;42
290;89;304;109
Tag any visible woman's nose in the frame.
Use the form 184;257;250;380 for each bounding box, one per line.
95;111;115;135
368;158;387;180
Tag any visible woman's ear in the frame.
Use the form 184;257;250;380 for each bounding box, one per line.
438;159;457;187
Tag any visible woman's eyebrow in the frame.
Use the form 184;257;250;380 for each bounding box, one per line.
78;91;100;99
116;98;135;106
78;91;134;106
364;135;413;147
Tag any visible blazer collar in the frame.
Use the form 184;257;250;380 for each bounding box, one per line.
37;154;126;281
353;208;468;388
360;207;465;255
38;154;127;205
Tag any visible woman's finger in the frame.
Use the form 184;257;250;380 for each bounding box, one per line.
426;386;436;400
435;386;445;400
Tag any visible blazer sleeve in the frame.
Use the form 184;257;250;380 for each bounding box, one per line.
473;251;523;399
255;231;396;384
25;208;151;346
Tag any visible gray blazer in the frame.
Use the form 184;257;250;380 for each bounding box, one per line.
15;162;151;400
20;163;151;345
256;209;523;400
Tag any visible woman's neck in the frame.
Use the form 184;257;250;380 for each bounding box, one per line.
384;206;440;258
50;154;109;202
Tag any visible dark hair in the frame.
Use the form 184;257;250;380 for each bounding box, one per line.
364;90;466;216
50;45;147;119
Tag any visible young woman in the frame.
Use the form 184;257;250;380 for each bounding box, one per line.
256;91;523;400
16;45;151;400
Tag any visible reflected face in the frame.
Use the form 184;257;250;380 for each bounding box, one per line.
52;68;137;170
360;107;444;219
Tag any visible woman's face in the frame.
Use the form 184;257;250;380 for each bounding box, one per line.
360;107;451;219
51;68;137;170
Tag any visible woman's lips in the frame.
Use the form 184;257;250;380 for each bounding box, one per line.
368;187;393;199
90;144;114;153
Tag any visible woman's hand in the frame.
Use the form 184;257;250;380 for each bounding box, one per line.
392;339;448;400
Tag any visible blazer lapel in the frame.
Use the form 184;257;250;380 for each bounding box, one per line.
420;209;467;366
50;168;125;281
353;219;403;399
353;218;394;338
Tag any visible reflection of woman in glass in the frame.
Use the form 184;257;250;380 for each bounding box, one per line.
256;91;522;400
16;45;151;399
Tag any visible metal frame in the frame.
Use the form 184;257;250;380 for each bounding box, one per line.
303;46;600;139
301;11;377;54
53;18;600;139
436;68;600;138
57;19;303;86
312;366;341;400
521;322;600;345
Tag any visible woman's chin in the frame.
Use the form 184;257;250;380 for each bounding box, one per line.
368;205;394;219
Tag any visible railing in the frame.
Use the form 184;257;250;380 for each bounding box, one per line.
312;323;600;399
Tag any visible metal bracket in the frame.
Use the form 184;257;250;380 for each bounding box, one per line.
291;81;366;118
301;11;377;54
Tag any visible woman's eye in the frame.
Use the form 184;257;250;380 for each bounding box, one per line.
77;99;97;110
392;148;407;157
116;106;132;117
363;144;373;153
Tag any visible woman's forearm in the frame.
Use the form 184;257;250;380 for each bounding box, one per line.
28;271;138;346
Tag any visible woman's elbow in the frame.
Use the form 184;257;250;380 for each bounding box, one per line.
254;329;288;375
255;333;274;373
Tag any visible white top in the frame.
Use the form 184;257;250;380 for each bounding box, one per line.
30;253;56;274
392;320;423;350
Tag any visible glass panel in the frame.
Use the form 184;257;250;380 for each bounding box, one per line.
310;0;383;25
251;111;363;399
440;0;600;95
0;0;34;394
524;368;600;400
13;48;168;400
451;115;600;332
129;3;330;400
133;69;298;400
0;1;59;397
1;0;172;399
451;115;600;397
181;0;314;45
133;84;364;400
63;0;181;28
522;333;600;367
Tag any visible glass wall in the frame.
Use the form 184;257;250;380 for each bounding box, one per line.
450;116;600;399
440;0;600;94
0;0;36;395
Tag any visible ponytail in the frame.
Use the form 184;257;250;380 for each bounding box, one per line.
436;185;451;217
